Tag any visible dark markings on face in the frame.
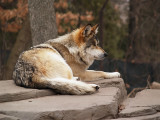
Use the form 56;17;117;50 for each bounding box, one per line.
85;35;100;49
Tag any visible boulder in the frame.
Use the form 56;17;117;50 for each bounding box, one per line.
0;78;127;119
0;78;127;103
119;89;160;118
111;112;160;120
0;80;55;103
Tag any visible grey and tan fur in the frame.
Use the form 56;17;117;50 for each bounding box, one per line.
13;24;120;95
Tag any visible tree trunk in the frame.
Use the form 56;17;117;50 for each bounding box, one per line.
28;0;57;45
99;0;109;70
99;0;109;48
3;0;58;80
127;0;160;63
2;15;32;80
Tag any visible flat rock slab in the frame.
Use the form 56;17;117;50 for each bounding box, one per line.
0;87;121;120
119;89;160;118
0;80;55;103
88;78;127;104
0;78;126;103
112;112;160;120
0;114;19;120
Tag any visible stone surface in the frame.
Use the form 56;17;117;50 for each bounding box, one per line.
129;89;160;107
0;78;127;119
119;107;157;117
87;78;127;104
0;87;121;120
0;78;126;103
0;80;55;103
112;112;160;120
0;114;19;120
151;81;160;89
119;89;160;118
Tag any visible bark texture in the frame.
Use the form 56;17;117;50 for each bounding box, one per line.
28;0;57;46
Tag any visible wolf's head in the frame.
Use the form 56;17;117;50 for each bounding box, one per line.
73;24;107;63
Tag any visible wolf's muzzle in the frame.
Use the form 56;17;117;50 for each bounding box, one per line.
97;52;108;60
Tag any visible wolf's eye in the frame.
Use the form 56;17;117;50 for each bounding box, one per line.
90;35;99;46
93;39;98;46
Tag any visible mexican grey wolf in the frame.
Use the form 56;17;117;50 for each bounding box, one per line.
13;24;120;95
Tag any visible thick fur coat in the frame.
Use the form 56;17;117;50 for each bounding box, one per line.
13;24;120;95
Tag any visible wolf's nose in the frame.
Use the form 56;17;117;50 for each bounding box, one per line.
104;52;108;57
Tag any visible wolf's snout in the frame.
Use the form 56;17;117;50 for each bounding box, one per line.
104;52;108;57
96;52;108;60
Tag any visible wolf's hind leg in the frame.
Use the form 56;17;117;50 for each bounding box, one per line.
32;76;99;95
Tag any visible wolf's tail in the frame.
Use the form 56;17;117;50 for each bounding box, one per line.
36;77;99;95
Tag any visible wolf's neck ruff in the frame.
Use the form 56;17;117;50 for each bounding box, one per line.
45;31;92;67
77;52;88;65
45;41;90;66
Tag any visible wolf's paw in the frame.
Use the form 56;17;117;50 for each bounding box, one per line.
73;77;81;81
105;72;121;79
90;84;100;91
112;72;121;78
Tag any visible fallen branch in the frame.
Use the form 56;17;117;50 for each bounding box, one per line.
127;88;145;98
128;75;151;98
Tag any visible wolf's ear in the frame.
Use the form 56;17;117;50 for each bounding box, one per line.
92;24;99;34
82;24;92;37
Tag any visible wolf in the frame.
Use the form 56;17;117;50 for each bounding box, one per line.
13;24;120;95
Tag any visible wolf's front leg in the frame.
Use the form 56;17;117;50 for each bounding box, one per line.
103;72;121;79
80;70;120;81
